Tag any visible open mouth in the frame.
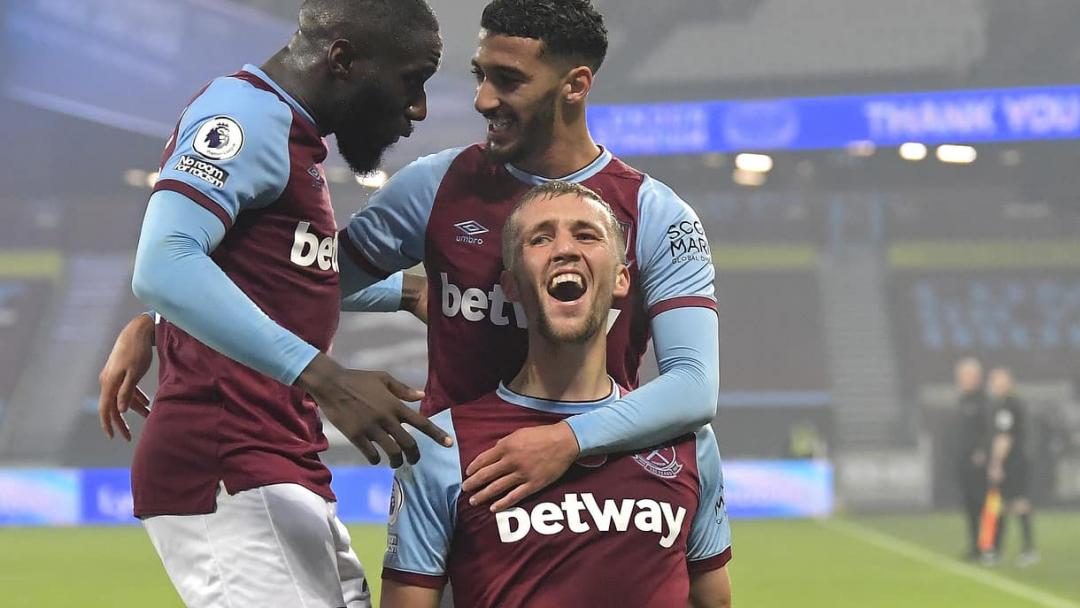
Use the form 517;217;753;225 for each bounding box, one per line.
547;272;587;303
487;116;515;136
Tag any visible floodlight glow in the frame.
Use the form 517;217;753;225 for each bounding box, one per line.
735;153;773;173
898;142;928;161
733;169;766;186
936;145;977;164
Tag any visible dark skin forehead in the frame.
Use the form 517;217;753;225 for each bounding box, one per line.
385;29;443;72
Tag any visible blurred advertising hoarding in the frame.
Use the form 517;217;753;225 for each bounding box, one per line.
588;85;1080;156
0;461;834;526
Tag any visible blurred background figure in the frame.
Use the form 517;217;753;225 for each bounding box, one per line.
984;367;1039;567
788;422;828;460
953;357;989;561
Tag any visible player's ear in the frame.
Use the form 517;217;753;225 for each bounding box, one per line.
500;269;520;302
564;66;593;106
612;262;630;298
327;39;360;78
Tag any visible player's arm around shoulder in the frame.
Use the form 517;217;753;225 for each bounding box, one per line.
381;410;461;607
637;174;719;424
561;176;720;457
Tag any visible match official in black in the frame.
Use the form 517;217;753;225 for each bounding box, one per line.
953;357;989;561
985;367;1039;567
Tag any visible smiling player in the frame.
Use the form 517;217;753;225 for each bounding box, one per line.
98;0;720;518
340;0;720;511
380;182;732;608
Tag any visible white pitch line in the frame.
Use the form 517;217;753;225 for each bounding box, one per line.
819;518;1079;608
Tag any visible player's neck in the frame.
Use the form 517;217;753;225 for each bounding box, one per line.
260;50;329;136
512;121;601;179
509;332;611;403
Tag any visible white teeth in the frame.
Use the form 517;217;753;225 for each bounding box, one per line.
550;274;583;289
489;118;512;130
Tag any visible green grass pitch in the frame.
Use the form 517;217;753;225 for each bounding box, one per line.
1;511;1077;607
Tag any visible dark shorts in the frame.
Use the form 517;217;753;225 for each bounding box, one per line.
1001;459;1030;501
959;463;987;498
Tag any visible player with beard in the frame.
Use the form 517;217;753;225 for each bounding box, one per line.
121;1;449;606
339;0;721;512
381;182;732;607
99;0;719;517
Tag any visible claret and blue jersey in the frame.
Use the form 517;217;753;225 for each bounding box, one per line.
383;382;732;607
132;65;343;517
340;144;721;455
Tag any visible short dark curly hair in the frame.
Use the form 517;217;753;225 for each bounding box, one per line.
481;0;608;73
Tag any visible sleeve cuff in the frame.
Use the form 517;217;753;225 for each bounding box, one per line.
563;414;600;457
382;567;447;589
377;272;405;312
339;229;393;280
280;342;321;386
688;546;732;574
153;179;233;229
648;296;717;319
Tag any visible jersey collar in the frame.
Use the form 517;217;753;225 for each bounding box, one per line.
241;64;317;127
504;146;612;186
496;378;619;414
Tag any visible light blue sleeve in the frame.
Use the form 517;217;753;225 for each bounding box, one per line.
687;425;732;563
341;147;465;279
155;77;292;223
340;271;404;313
565;306;719;455
563;177;720;455
131;190;319;384
384;411;462;578
635;175;716;312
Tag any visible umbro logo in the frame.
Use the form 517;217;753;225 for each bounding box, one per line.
454;220;488;245
455;220;489;236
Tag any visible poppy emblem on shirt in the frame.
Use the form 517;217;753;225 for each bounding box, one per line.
633;447;683;479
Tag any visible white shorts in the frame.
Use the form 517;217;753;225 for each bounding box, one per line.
143;483;370;608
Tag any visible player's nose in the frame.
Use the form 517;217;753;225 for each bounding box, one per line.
474;80;499;115
550;231;581;262
407;91;429;122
